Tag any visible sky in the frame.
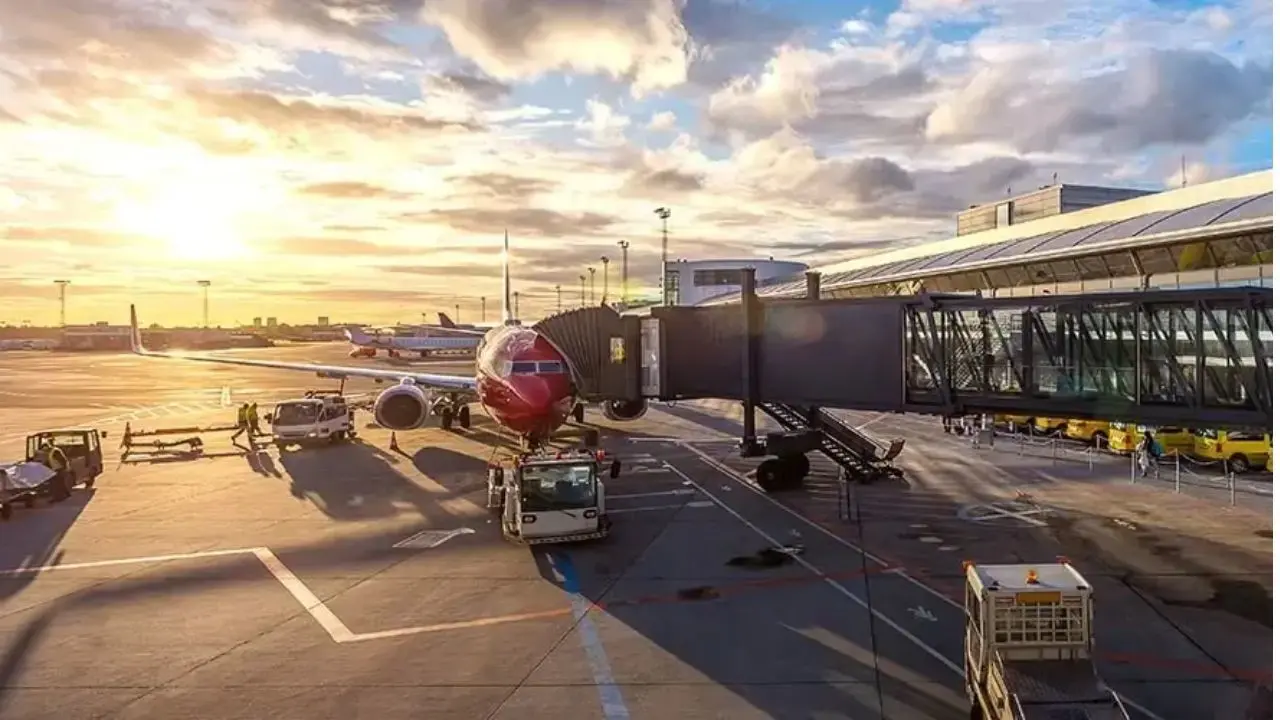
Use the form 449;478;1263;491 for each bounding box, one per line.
0;0;1273;327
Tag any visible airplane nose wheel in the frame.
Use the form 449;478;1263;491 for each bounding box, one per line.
459;406;471;429
572;403;585;424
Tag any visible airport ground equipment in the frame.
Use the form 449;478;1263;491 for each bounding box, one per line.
740;402;906;492
266;391;356;448
120;422;236;456
963;559;1130;719
486;447;621;545
0;429;108;518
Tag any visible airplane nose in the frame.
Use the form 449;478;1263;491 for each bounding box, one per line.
511;376;553;413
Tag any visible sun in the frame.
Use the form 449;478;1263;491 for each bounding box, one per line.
110;167;279;261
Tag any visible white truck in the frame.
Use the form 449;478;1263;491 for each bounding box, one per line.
267;392;356;449
963;559;1131;719
486;448;618;545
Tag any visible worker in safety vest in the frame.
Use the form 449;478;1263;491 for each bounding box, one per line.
42;441;71;502
247;402;261;437
231;403;249;442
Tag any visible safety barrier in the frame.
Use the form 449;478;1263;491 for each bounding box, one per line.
1128;449;1270;507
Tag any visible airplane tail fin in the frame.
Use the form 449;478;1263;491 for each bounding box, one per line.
501;230;515;324
129;304;145;354
437;312;457;329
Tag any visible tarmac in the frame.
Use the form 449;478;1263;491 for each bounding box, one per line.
0;346;1271;719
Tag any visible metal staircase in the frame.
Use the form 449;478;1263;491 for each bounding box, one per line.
758;402;905;483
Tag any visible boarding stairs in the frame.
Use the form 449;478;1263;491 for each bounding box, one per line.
757;402;905;484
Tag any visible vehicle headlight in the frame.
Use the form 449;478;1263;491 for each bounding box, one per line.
307;432;317;438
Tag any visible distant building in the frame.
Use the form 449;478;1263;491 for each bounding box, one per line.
662;258;809;306
266;317;278;328
957;184;1157;237
317;316;330;326
252;317;262;328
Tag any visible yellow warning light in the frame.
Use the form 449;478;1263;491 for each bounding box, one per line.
1026;569;1039;584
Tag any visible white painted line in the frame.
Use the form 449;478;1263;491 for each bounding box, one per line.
673;443;1167;720
610;489;695;500
252;548;355;642
610;501;714;514
958;502;1049;527
660;461;964;677
0;548;262;576
393;527;476;549
628;437;732;444
854;413;889;432
629;467;672;475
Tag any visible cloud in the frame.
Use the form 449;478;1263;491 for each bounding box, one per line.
422;70;512;103
623;167;705;195
400;207;620;237
264;237;422;256
647;111;678;131
423;0;691;97
296;181;410;199
448;173;557;200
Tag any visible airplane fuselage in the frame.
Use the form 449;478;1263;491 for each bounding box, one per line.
474;324;574;443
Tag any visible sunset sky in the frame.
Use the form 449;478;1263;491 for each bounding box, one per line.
1;0;1272;327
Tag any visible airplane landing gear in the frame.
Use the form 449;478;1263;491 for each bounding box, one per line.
437;398;471;431
755;453;809;493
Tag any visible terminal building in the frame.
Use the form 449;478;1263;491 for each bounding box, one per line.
659;258;809;307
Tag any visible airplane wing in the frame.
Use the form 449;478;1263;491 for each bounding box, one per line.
128;306;477;392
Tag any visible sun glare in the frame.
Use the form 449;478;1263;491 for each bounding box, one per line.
109;166;281;261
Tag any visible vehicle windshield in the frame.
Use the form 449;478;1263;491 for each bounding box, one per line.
1110;422;1128;430
274;402;319;426
520;462;597;511
1193;428;1220;439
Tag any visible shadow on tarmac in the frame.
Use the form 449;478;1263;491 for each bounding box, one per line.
0;489;94;603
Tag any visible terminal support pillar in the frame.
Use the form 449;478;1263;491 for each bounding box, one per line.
740;268;761;452
804;271;821;427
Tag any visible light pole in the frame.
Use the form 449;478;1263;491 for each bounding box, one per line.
587;267;596;305
53;280;70;327
197;280;211;328
512;291;520;321
600;256;610;304
579;275;586;307
617;240;629;304
654;207;671;305
481;296;487;323
555;285;562;312
454;303;460;323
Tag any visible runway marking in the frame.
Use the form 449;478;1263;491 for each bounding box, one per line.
610;501;714;514
674;443;1168;720
958;501;1050;527
392;527;476;549
628;467;671;475
610;489;695;500
550;552;630;720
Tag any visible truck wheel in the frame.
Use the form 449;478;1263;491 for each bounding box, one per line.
756;458;786;493
459;406;471;429
0;504;10;520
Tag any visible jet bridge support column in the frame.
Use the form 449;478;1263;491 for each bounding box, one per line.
804;271;822;427
740;268;761;454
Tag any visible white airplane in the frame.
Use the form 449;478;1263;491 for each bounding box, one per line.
343;325;482;359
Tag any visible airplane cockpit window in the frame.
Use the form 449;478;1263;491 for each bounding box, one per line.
511;361;539;374
537;361;565;374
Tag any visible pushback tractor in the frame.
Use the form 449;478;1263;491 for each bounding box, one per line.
963;560;1130;719
486;447;620;545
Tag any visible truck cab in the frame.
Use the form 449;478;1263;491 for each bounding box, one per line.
26;428;106;491
963;560;1129;719
268;393;354;448
487;450;610;545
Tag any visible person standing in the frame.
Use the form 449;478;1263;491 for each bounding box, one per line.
247;402;261;437
231;403;249;442
43;441;71;501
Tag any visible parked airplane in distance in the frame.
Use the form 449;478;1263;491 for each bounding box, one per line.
343;325;480;359
128;232;649;446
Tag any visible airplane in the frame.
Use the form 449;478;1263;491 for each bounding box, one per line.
126;232;649;446
342;325;481;359
436;313;496;332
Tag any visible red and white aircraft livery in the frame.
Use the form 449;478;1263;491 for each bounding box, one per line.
127;233;648;447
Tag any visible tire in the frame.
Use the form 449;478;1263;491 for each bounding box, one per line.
756;458;786;493
459;406;471;429
1229;453;1250;474
573;404;585;424
440;408;454;431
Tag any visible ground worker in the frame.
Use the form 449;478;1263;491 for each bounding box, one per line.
231;403;249;442
43;441;71;501
247;402;261;437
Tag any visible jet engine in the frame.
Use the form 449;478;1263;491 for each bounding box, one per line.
373;383;430;429
600;399;648;422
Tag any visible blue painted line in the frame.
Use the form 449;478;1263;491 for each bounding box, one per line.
550;552;630;720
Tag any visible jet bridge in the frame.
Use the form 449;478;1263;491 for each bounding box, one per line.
539;273;1271;492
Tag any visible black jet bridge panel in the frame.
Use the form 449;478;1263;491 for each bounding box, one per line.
648;305;742;399
758;299;904;409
